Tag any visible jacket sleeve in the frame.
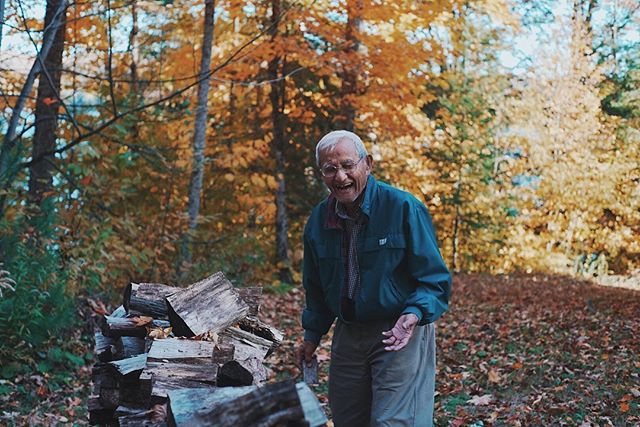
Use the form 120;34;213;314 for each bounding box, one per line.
402;201;452;325
301;227;336;345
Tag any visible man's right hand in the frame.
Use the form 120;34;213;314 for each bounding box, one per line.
295;340;318;370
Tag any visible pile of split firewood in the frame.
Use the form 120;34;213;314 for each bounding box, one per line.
89;271;327;426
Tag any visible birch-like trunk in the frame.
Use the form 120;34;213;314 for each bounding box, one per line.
181;0;215;268
28;0;67;203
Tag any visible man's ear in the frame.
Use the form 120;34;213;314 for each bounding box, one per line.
365;154;374;172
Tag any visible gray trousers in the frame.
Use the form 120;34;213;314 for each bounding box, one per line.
329;319;436;427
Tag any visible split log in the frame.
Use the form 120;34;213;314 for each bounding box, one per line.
111;305;128;318
116;336;147;359
109;353;148;383
147;338;232;364
102;315;170;338
166;272;248;336
168;380;307;427
91;362;118;395
145;362;218;402
166;386;256;427
296;382;328;427
236;286;262;316
124;282;179;319
216;360;253;387
120;371;153;405
95;332;118;362
216;357;267;386
118;406;168;427
166;382;327;427
219;326;272;361
238;316;284;355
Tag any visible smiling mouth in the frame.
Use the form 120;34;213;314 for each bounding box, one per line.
335;183;354;191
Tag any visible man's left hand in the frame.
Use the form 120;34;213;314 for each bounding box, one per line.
381;313;419;351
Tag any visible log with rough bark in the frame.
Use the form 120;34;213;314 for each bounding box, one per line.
88;395;116;425
219;326;272;361
236;286;262;316
124;282;179;319
166;272;249;336
91;362;118;405
147;338;233;364
166;382;327;427
237;316;284;355
168;380;308;427
102;315;170;338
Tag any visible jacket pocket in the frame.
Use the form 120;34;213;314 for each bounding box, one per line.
361;233;406;252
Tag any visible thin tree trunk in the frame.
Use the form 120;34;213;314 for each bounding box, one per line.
28;0;67;203
0;0;66;214
452;202;460;274
181;0;216;269
0;0;6;52
339;0;363;131
268;0;293;284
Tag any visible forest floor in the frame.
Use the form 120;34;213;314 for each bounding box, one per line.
2;273;639;426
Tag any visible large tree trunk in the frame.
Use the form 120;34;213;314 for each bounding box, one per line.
339;0;363;131
181;0;215;269
28;0;68;203
0;0;66;215
268;0;293;284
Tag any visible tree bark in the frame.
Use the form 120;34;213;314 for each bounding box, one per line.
30;0;69;192
0;0;67;207
181;0;216;269
268;0;293;284
339;0;363;131
0;0;5;52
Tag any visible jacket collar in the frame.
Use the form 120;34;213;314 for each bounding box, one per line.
325;175;376;230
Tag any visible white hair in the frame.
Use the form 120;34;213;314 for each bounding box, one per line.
315;130;368;166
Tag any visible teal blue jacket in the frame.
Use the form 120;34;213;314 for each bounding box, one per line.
302;175;452;344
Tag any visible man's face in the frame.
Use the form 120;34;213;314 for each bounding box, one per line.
318;138;372;208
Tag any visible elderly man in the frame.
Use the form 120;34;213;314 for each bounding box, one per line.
296;130;451;426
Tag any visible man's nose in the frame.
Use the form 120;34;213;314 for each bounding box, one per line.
334;168;348;181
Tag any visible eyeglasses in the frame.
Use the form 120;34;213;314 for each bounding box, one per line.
320;156;365;178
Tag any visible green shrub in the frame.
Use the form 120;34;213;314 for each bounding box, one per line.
0;199;75;363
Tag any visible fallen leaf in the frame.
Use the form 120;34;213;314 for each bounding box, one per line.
42;97;58;106
467;394;492;406
512;361;523;370
631;388;640;398
148;326;172;339
87;298;108;315
488;368;501;383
